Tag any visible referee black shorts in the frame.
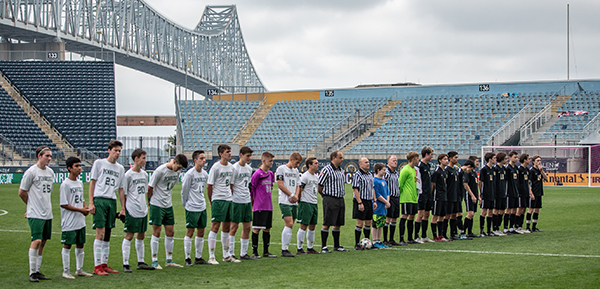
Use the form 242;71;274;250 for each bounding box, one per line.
387;196;400;219
401;202;418;216
323;195;345;227
507;196;519;209
433;200;446;216
481;199;495;210
352;199;373;220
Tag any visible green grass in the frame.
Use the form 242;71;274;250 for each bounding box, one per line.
1;184;599;288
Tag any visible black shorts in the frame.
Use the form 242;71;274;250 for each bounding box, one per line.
495;198;507;210
323;196;345;227
401;203;418;216
418;199;433;211
252;211;273;229
387;196;400;219
418;193;431;203
445;201;457;214
481;199;495;210
352;199;373;220
465;198;478;213
529;196;542;209
433;200;446;216
519;196;530;208
507;196;519;209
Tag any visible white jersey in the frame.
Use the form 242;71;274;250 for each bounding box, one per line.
90;158;125;200
149;163;180;208
207;161;234;201
181;167;208;212
299;171;319;204
59;178;86;232
124;169;149;218
276;165;300;206
231;162;253;204
20;165;54;220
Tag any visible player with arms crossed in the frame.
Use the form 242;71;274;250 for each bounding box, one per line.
250;152;277;258
276;152;303;257
504;151;521;234
296;157;321;255
415;147;435;243
516;154;532;233
492;152;508;236
229;146;255;260
431;153;449;242
479;152;496;237
444;151;460;240
527;155;548;232
463;156;480;238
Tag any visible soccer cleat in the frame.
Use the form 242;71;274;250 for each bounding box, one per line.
434;236;443;242
34;272;52;280
76;269;93;276
207;258;219;265
440;237;451;242
151;261;163;269
262;252;278;258
382;241;391;247
398;241;409;246
334;246;349;252
240;254;257;260
407;239;418;244
451;235;461;241
380;243;389;248
123;265;133;273
29;273;39;282
103;265;119;273
136;262;155;270
281;250;295;257
513;228;524;234
321;247;332;254
533;228;543;232
371;242;381;249
354;244;364;251
62;271;75;279
422;237;436;243
251;252;262;259
94;266;109;275
389;240;402;246
523;229;531;233
194;257;209;264
223;256;242;263
414;238;425;244
296;248;307;255
165;260;184;267
460;234;473;240
185;258;193;267
307;248;321;254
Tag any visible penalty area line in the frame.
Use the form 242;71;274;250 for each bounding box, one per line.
0;210;7;216
388;247;600;258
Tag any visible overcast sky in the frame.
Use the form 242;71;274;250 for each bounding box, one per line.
116;0;600;136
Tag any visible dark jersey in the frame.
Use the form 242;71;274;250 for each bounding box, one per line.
416;161;432;200
494;164;507;199
517;165;530;197
529;167;544;197
445;166;459;202
479;165;495;200
457;168;467;201
505;163;519;198
467;170;479;199
431;166;447;202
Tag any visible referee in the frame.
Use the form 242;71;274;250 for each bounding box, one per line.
318;151;348;253
383;155;401;246
352;157;375;250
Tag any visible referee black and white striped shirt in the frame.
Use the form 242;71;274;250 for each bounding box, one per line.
385;166;400;198
352;169;374;200
318;162;346;198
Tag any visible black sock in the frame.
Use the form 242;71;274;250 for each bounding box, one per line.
332;229;340;248
321;229;329;249
516;214;522;228
457;216;464;234
262;231;270;253
493;214;499;231
421;220;428;238
252;232;259;254
526;213;532;229
509;214;516;229
407;220;414;241
504;214;510;230
354;226;362;245
382;223;389;242
437;221;444;238
399;218;407;242
450;219;457;237
465;218;472;234
363;226;371;240
480;215;485;233
532;212;539;230
104;227;112;242
389;222;397;241
486;216;493;233
443;219;449;238
431;222;438;237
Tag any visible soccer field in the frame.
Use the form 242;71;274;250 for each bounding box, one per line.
1;184;599;288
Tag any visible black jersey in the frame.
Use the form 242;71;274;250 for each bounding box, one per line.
431;166;447;202
457;168;467;201
467;170;479;199
445;166;459;202
479;165;496;200
494;164;507;199
505;163;519;198
529;167;544;197
517;165;530;197
416;161;432;199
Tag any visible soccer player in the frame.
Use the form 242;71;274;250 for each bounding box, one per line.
431;153;449;242
527;155;548;232
383;155;401;246
493;152;508;236
372;163;390;248
181;150;210;266
463;156;480;238
445;151;460;241
478;152;496;237
250;151;276;258
459;159;476;239
19;146;54;282
60;157;92;279
89;140;125;275
296;157;321;255
148;154;188;268
318;151;348;253
352;157;375;250
207;144;238;263
276;152;302;257
415;147;435;242
121;149;154;272
398;151;421;244
516;154;532;233
505;151;521;234
229;146;255;260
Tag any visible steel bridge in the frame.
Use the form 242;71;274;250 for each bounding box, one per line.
0;1;265;95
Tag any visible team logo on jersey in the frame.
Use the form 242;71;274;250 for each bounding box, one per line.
345;162;358;174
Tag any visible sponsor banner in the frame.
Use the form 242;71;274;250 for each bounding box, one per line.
544;173;600;187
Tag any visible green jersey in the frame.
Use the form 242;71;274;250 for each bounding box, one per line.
398;165;418;203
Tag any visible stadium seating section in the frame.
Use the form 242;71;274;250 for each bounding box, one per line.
540;91;600;140
0;61;116;152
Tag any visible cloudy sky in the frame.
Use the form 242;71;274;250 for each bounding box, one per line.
116;0;600;136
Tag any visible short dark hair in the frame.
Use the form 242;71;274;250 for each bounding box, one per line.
218;144;231;155
519;153;530;164
484;152;496;162
509;151;519;158
374;163;386;174
468;155;479;162
421;146;434;158
240;146;253;155
305;157;317;166
437;153;448;162
131;148;146;161
496;152;507;163
262;151;275;159
531;155;541;162
448;151;458;158
192;150;205;161
463;160;475;168
108;140;123;150
174;154;189;168
330;151;341;160
66;156;81;169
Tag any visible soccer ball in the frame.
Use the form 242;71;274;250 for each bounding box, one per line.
359;238;372;249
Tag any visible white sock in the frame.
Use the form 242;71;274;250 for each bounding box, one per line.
75;248;84;271
29;248;38;275
221;232;230;258
135;239;145;264
122;239;131;266
165;237;174;261
208;231;217;259
184;236;192;260
62;248;70;273
307;229;315;249
240;238;249;257
36;255;42;272
297;228;306;250
93;239;102;266
195;237;204;259
151;235;159;262
101;241;110;265
282;226;292;251
229;234;236;256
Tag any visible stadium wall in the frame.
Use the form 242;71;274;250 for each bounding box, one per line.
212;90;320;104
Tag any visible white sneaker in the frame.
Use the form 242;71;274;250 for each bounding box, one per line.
152;261;163;269
524;229;531;233
422;237;435;243
223;256;242;263
495;230;506;236
513;228;524;234
75;269;93;277
207;258;219;265
413;238;424;244
165;260;183;268
62;271;75;279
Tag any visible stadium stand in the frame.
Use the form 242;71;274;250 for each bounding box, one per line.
539;91;600;140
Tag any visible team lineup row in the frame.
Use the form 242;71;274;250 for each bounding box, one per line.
18;141;547;282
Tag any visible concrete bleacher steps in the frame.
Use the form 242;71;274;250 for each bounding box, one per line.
233;103;274;146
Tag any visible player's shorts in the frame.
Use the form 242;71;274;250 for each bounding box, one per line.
211;200;233;223
507;196;519;209
418;193;431;203
481;199;495;210
297;202;318;225
445;201;458;214
323;195;345;227
418;199;433;211
456;200;463;213
252;210;273;229
529;196;542;209
124;211;148;233
232;202;253;223
279;204;298;220
495;198;507;210
519;196;530;208
401;202;418;216
352;199;373;220
61;227;86;245
372;214;387;229
387;196;400;219
465;198;478;213
28;218;52;241
149;205;175;226
433;200;446;216
185;210;207;229
92;197;116;229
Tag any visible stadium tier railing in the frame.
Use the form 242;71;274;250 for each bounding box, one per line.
520;102;553;144
487;101;537;146
582;113;600;140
